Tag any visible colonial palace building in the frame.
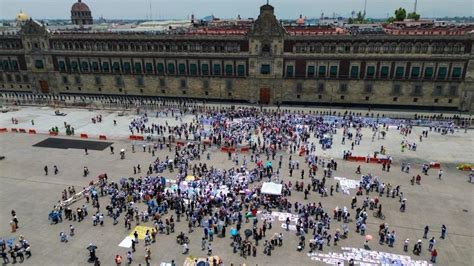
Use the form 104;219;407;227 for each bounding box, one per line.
1;3;474;112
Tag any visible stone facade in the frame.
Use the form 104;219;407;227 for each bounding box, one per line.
0;4;473;112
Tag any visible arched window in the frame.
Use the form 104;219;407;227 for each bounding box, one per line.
414;43;422;53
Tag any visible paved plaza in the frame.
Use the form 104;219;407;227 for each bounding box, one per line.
0;106;473;266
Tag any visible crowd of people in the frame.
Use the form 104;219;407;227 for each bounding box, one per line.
3;103;469;265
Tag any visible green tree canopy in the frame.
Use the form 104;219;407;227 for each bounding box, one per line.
407;12;421;20
394;8;407;21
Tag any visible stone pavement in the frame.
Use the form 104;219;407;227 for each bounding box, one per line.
0;107;473;266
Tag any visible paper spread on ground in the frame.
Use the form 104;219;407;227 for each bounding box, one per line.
334;176;360;195
118;225;153;248
307;247;432;266
257;211;299;231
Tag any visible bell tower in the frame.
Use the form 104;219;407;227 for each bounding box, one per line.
248;3;287;104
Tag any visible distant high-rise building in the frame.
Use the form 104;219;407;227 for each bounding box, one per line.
71;0;93;26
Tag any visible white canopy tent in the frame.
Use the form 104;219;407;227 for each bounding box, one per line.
261;182;283;195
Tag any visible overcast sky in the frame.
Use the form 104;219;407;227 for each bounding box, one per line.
0;0;472;20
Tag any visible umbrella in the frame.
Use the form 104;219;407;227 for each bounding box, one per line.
185;175;195;181
120;149;125;152
86;244;98;251
244;229;252;237
230;228;238;236
365;235;373;241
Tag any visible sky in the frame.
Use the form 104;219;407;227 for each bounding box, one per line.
0;0;472;20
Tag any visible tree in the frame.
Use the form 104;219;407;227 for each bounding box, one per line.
356;11;366;22
394;8;407;21
407;12;421;20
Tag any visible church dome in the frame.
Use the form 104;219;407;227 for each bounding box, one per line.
16;11;29;22
296;14;305;25
71;0;91;12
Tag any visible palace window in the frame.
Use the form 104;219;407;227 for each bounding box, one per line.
91;62;99;72
213;64;221;75
395;66;405;78
389;44;397;53
392;84;402;95
448;85;458;96
296;82;303;93
317;83;325;93
134;62;142;73
380;66;389;78
421;44;428;53
157;63;164;74
95;76;102;85
112;62;120;72
81;61;89;72
225;64;234;75
413;85;423;96
411;67;420;79
123;62;131;73
318;65;326;77
366;66;375;78
339;83;347;93
260;64;270;75
189;64;197;75
145;63;153;73
437;67;447;79
2;60;10;71
424;67;433;78
203;80;209;89
58;61;66;71
167;63;175;74
286;65;294;77
178;63;186;75
364;84;373;93
433;85;443;96
226;80;233;90
115;76;123;86
350;66;359;78
452;67;462;78
71;61;79;72
11;60;18;71
330;66;338;77
307;65;315;77
237;65;245;76
35;60;44;69
201;64;209;75
136;76;144;86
